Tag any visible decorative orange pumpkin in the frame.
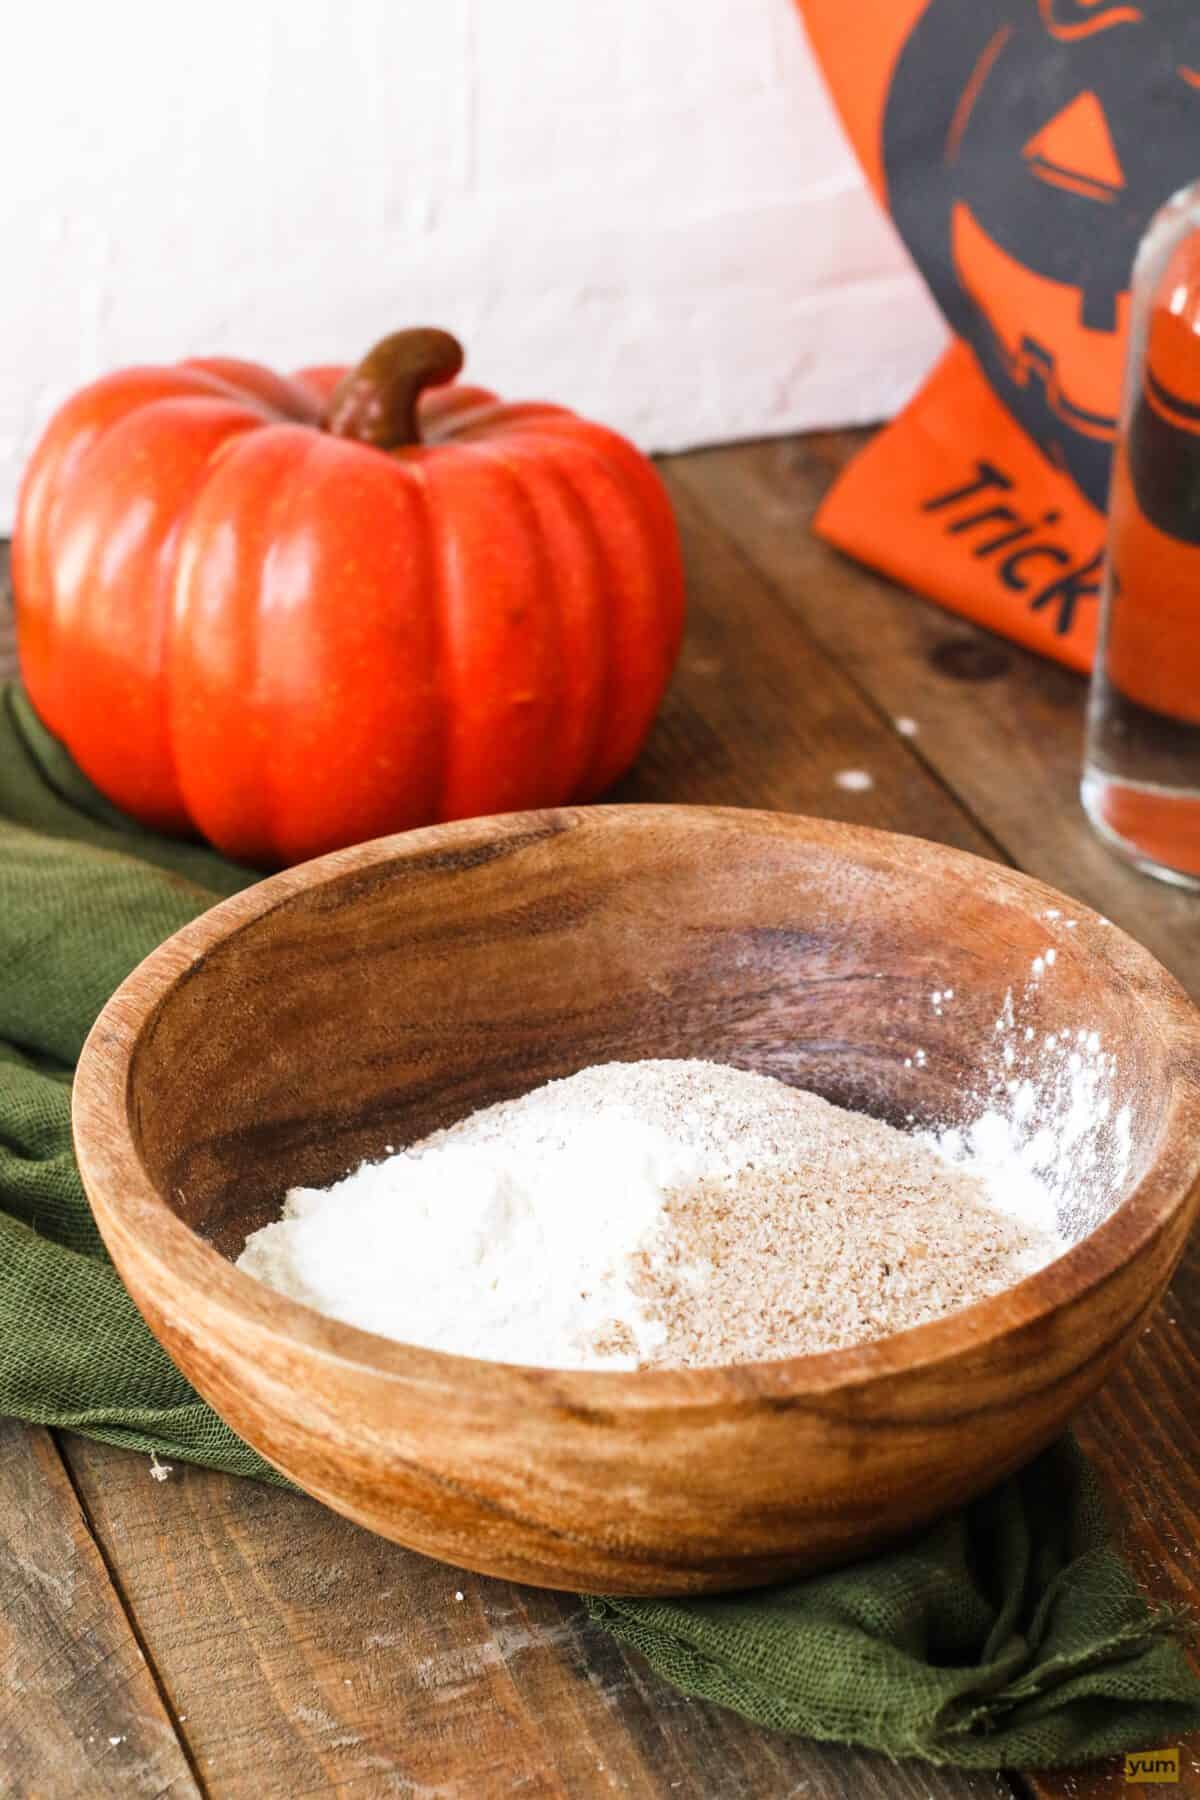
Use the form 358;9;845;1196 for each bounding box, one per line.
13;329;684;866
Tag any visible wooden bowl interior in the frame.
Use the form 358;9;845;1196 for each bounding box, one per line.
128;813;1169;1269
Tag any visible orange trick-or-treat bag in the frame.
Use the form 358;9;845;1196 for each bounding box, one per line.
796;0;1200;672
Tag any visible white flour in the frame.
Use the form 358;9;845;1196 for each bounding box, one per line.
237;1057;1073;1371
914;930;1131;1247
239;1111;694;1367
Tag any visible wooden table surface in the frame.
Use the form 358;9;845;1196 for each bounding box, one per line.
2;429;1199;1799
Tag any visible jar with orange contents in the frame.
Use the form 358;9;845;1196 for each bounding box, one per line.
1083;184;1200;888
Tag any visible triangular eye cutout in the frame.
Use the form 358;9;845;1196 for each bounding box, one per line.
1023;91;1125;200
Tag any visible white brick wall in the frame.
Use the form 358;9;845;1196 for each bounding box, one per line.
0;0;945;529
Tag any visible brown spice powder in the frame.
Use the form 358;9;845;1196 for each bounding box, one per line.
623;1062;1058;1366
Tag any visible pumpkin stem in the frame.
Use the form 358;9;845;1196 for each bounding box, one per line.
325;328;465;450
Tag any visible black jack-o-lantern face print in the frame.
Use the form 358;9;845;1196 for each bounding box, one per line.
883;0;1200;510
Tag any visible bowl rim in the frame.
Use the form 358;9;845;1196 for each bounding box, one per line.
72;803;1200;1411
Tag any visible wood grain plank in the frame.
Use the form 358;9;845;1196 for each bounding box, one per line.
615;477;1000;858
0;1417;200;1799
59;1437;1012;1800
1023;1273;1200;1800
669;436;1200;1800
668;434;1200;992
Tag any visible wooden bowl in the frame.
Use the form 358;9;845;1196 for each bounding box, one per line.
73;807;1200;1595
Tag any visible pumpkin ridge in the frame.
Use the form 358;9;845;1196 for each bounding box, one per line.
439;401;572;444
50;395;264;829
391;454;451;827
544;443;642;800
482;439;616;801
461;437;600;801
15;370;259;744
158;410;271;830
523;448;615;801
512;429;683;798
250;426;417;864
420;440;564;819
412;384;498;440
239;427;332;862
180;357;324;424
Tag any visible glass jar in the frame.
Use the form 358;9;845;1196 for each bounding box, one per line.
1082;181;1200;889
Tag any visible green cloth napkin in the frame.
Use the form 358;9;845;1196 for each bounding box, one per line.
588;1438;1200;1768
1;678;1197;1770
0;682;279;1479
